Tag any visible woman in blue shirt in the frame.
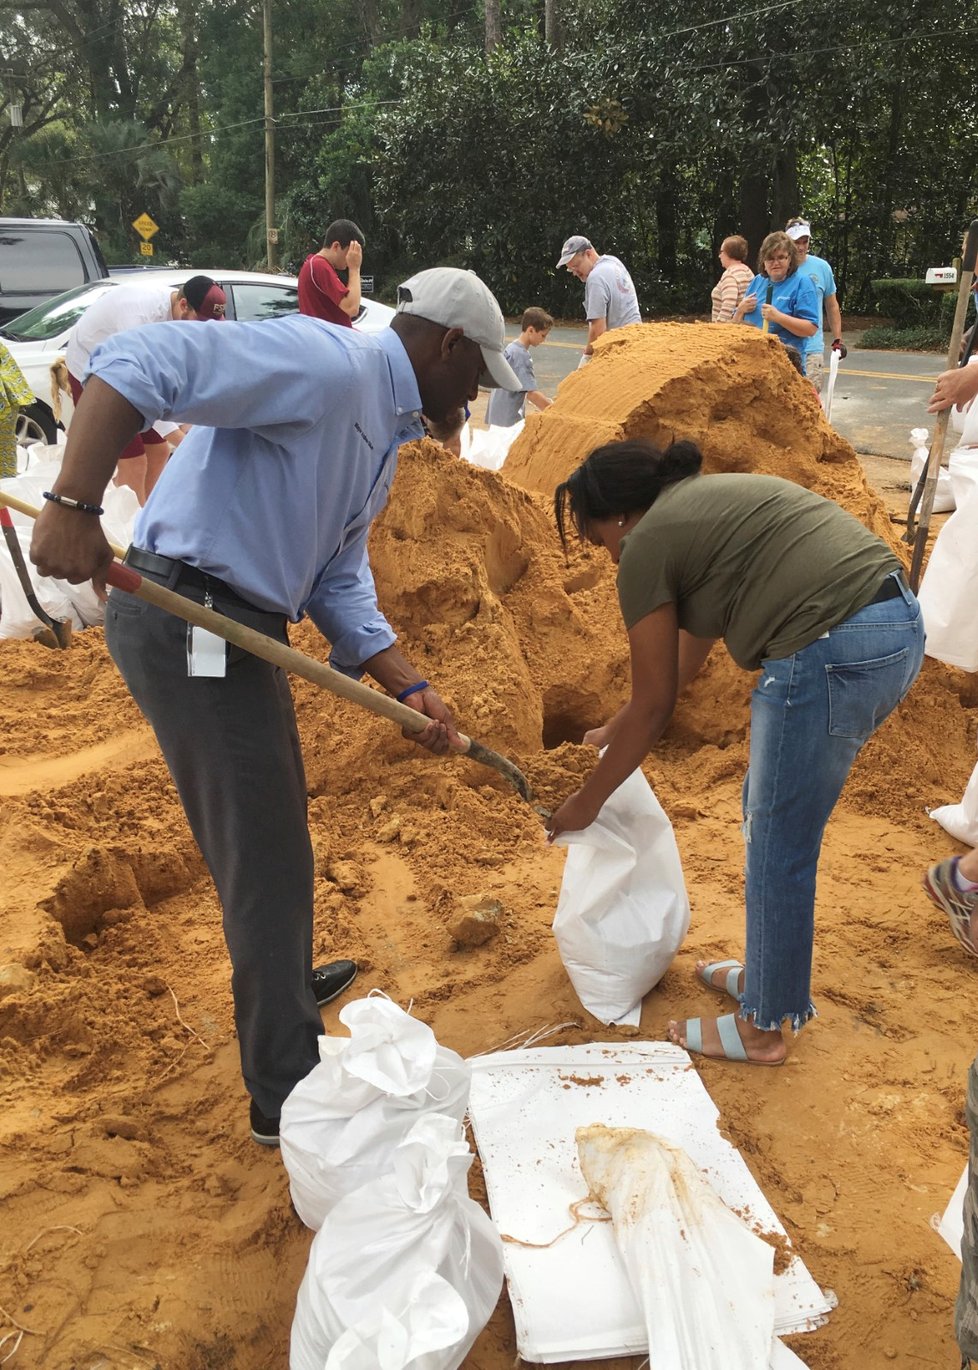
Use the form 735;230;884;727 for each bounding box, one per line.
733;231;819;373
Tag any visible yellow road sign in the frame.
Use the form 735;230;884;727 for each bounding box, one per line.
139;242;154;257
132;212;159;241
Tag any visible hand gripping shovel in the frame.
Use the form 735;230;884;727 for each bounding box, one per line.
1;491;532;801
0;504;72;648
760;281;774;333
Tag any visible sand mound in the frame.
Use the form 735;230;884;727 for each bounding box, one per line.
0;348;975;1367
503;321;898;552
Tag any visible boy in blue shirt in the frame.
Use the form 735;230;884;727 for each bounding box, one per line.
485;307;554;427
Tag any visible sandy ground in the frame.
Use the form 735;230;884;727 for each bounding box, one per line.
0;323;974;1369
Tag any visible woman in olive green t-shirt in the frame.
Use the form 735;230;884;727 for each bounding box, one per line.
548;438;924;1066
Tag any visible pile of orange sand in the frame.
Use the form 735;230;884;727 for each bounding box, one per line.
0;325;975;1370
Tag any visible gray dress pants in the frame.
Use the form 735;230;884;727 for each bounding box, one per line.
105;576;322;1118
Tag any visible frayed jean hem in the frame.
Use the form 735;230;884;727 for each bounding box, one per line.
738;1002;818;1034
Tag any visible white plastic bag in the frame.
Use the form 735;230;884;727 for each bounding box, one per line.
0;460;139;634
937;1164;968;1261
0;519;79;638
460;420;524;471
949;448;978;508
552;764;690;1025
909;427;954;513
931;751;978;847
280;995;471;1231
323;1272;470;1369
577;1124;777;1370
290;1114;504;1370
918;480;978;671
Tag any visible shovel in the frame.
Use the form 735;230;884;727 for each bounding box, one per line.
906;218;978;591
0;491;532;801
0;505;72;649
760;281;774;334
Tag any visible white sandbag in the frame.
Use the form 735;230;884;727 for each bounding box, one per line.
280;994;470;1231
323;1272;470;1369
0;520;80;638
0;463;139;631
931;751;978;847
937;1164;968;1261
949;447;978;508
577;1124;776;1370
290;1114;504;1370
460;421;524;471
551;764;690;1025
918;480;978;671
908;428;954;513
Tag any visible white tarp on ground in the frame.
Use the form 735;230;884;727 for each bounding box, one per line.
467;1042;833;1366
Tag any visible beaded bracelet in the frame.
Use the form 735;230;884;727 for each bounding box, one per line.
42;491;105;517
396;680;430;703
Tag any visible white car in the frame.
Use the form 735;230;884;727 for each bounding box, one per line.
1;268;396;444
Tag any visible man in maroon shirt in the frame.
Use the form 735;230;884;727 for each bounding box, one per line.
297;219;365;327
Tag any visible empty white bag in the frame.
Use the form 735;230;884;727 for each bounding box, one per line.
577;1124;777;1370
290;1114;505;1370
280;995;471;1230
552;764;690;1025
459;420;524;471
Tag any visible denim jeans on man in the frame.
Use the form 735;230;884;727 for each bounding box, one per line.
740;574;924;1031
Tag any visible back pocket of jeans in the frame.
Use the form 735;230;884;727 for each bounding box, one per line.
824;647;911;739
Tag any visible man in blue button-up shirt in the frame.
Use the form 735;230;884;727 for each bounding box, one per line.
32;267;522;1145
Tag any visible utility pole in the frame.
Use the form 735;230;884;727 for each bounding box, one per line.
262;0;278;270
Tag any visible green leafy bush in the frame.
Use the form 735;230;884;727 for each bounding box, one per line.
858;323;949;351
869;278;952;328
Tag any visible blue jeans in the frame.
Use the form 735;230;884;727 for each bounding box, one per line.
740;575;924;1031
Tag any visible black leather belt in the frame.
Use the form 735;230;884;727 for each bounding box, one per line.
867;572;908;605
124;546;262;611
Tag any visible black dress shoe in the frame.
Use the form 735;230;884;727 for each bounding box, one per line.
250;1099;280;1147
311;958;358;1006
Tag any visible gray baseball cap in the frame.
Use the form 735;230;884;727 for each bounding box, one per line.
557;235;593;267
396;267;521;390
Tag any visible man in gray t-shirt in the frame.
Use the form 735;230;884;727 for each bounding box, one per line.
556;235;641;364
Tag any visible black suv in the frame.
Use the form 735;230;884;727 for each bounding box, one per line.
0;217;108;325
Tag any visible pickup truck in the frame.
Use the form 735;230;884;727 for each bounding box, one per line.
0;217;108;326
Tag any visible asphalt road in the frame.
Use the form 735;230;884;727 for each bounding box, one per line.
498;322;946;463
